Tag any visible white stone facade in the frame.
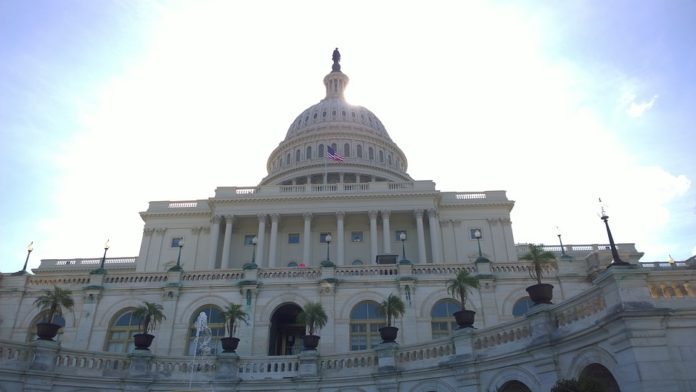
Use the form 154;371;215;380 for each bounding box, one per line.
1;50;694;391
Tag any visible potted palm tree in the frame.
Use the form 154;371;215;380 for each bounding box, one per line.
377;293;405;343
132;301;166;350
297;302;328;351
521;244;557;305
220;303;248;353
33;286;74;341
447;269;480;328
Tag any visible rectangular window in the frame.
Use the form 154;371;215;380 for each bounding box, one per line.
395;230;407;242
244;234;256;246
288;233;300;244
320;232;332;243
171;237;183;247
351;231;363;242
470;228;483;240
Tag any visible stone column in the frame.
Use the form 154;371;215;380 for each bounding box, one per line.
453;220;467;263
256;214;267;267
268;214;279;267
221;215;234;268
209;215;222;269
414;209;427;263
154;227;166;271
442;220;455;263
427;209;443;263
369;210;379;263
336;211;345;265
303;213;312;265
381;210;392;254
74;288;103;350
136;228;154;272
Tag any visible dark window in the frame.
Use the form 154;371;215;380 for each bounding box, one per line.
395;230;407;242
171;237;183;247
320;232;332;243
244;235;256;246
344;143;350;157
318;144;325;157
306;146;312;159
368;147;374;160
351;231;363;242
357;145;363;158
288;233;300;244
470;229;483;240
295;149;300;162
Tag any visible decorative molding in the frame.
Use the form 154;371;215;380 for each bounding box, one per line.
155;228;167;234
143;228;155;235
303;212;313;220
224;214;234;221
270;213;280;223
413;209;424;218
427;208;438;218
191;227;203;234
211;215;222;224
380;210;391;219
368;210;379;219
336;211;345;219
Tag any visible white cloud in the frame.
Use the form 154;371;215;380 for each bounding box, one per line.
626;94;658;117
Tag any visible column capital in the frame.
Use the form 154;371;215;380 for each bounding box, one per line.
303;212;313;220
257;213;267;222
380;210;391;218
427;208;438;218
368;210;379;219
336;211;345;219
413;209;424;218
270;213;280;222
191;227;203;234
143;228;155;235
441;219;453;227
211;215;223;224
155;227;167;234
224;214;234;221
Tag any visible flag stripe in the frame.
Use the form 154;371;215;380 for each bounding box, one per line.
327;146;344;162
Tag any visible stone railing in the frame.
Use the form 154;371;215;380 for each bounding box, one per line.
472;320;532;352
489;262;557;275
257;268;321;280
213;181;437;199
54;349;130;375
647;280;695;300
515;243;639;257
396;339;455;369
36;257;137;272
319;351;378;374
640;261;690;269
103;273;168;285
412;265;476;275
553;290;607;328
440;190;510;204
238;356;299;380
335;265;399;278
27;275;91;286
182;271;245;281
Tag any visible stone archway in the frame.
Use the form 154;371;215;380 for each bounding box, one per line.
268;303;303;356
498;380;532;392
580;363;620;392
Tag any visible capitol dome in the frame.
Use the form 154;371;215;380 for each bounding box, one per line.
260;49;411;186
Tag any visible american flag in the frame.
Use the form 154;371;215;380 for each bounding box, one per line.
327;145;344;162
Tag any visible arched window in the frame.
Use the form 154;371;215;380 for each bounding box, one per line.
499;381;532;392
286;153;291;164
331;143;337;151
512;297;534;318
379;150;384;162
344;143;350;157
357;145;363;158
105;308;142;353
318;144;325;158
350;301;384;350
28;312;65;342
295;149;300;162
431;299;461;339
187;305;226;355
368;147;374;160
306;146;312;160
388;154;392;165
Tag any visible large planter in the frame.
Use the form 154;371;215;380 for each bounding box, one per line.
301;334;320;351
221;337;240;353
36;322;61;341
526;283;554;305
133;333;155;350
453;310;476;329
379;326;399;343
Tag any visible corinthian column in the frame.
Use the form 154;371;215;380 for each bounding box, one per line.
268;214;279;267
414;209;427;263
369;210;379;263
209;215;222;269
427;209;443;263
256;214;267;267
303;212;312;265
381;210;392;254
221;215;234;268
336;211;345;265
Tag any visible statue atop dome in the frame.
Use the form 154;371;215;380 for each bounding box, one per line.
332;48;341;72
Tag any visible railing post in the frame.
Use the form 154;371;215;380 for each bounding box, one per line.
298;350;319;378
215;352;240;381
127;350;154;378
375;342;398;372
28;340;59;372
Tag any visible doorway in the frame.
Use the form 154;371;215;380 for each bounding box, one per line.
268;303;304;355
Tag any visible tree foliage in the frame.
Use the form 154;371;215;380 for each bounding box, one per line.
297;302;328;336
33;286;74;323
378;293;405;327
222;303;248;337
447;270;480;310
520;244;557;285
132;301;166;334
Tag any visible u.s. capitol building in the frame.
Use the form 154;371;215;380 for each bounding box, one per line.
1;50;694;392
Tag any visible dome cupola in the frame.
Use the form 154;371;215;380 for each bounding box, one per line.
260;49;411;186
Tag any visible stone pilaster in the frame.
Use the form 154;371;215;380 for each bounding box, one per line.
221;214;234;268
303;212;312;265
209;215;222;269
381;210;392;254
414;209;427;263
268;213;279;267
369;210;379;263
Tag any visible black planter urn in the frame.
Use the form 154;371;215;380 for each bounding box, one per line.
36;322;61;341
526;283;554;305
453;310;476;329
379;326;399;343
301;334;320;351
133;333;155;350
221;337;240;353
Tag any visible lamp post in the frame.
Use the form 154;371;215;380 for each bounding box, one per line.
399;232;410;264
474;229;489;263
169;239;184;271
12;241;33;276
92;240;110;274
556;227;570;259
599;200;630;267
325;234;332;263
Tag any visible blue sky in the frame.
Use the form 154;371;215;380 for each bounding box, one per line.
1;0;694;273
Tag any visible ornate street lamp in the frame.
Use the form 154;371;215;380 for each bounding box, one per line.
12;241;33;276
325;234;332;263
474;229;489;263
399;232;410;264
599;200;630;267
556;226;571;259
92;240;110;274
169;239;184;271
